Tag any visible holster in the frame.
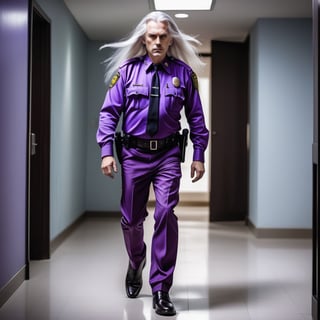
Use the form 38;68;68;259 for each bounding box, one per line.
178;128;189;163
114;132;123;164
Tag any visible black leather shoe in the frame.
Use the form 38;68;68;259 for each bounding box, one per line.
153;291;176;316
125;257;146;298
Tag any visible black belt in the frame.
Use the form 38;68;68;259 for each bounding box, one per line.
124;134;179;152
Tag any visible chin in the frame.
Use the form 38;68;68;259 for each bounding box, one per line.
152;53;165;61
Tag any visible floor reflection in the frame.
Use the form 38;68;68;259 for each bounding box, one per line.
0;209;313;320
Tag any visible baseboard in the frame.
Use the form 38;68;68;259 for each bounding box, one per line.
0;265;27;308
84;211;121;218
50;213;86;254
247;218;312;238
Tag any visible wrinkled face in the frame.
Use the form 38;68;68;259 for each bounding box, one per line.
143;20;173;64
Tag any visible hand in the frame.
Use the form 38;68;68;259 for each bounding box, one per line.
190;161;205;183
101;156;118;179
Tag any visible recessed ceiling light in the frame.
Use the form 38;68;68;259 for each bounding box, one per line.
175;13;189;19
153;0;213;10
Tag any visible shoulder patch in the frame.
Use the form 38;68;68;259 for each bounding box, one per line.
109;72;120;88
191;72;199;90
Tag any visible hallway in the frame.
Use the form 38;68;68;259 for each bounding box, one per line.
0;207;312;320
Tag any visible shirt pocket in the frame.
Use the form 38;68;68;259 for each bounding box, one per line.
164;87;185;116
126;86;149;109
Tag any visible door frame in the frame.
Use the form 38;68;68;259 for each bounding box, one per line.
312;0;319;318
27;1;51;266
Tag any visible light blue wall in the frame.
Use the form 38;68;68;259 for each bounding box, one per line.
86;42;122;212
249;19;313;229
36;0;88;239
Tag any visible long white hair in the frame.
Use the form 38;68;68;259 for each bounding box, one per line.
100;11;205;83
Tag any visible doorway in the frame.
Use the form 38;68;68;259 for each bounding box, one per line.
28;2;51;260
210;40;249;222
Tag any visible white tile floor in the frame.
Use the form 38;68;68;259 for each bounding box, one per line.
0;206;313;320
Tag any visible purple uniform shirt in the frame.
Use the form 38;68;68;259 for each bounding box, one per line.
97;54;209;162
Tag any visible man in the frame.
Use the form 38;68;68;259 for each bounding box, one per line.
97;11;209;316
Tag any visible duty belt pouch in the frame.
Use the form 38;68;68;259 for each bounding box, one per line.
114;132;123;164
179;128;189;163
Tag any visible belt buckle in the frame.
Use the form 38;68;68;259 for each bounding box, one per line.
150;140;158;151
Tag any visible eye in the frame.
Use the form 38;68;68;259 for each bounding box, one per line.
148;34;157;40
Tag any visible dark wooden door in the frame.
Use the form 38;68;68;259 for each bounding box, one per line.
29;4;51;260
210;40;249;222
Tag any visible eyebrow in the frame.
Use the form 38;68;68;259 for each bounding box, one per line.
147;32;168;37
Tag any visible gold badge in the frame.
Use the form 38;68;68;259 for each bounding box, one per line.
172;77;180;87
191;72;199;90
109;72;120;88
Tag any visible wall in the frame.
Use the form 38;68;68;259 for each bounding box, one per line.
35;0;88;239
86;42;122;212
0;0;29;290
249;19;313;229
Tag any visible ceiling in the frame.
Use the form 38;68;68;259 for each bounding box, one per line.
64;0;312;51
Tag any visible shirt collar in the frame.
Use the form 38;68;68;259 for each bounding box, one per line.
143;55;172;75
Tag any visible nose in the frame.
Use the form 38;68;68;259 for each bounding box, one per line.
155;36;161;44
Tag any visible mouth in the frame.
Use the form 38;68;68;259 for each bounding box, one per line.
152;48;163;54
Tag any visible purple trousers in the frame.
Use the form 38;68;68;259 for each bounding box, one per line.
120;145;181;293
